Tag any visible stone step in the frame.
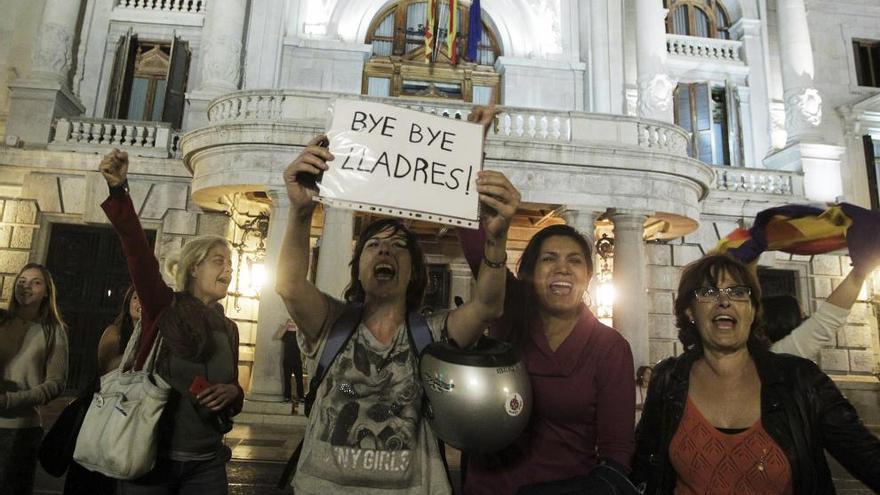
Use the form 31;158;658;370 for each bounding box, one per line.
237;399;309;426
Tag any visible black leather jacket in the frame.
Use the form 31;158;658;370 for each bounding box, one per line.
631;349;880;494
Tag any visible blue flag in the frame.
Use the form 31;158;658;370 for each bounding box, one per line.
466;0;481;62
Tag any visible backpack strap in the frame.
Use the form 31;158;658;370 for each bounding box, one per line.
304;303;362;416
406;311;435;357
278;303;361;489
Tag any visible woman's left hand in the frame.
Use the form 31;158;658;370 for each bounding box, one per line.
476;170;520;240
197;383;240;412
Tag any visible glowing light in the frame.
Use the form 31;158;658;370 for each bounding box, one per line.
596;279;615;319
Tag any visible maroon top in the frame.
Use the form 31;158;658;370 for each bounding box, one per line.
459;228;635;494
101;193;244;413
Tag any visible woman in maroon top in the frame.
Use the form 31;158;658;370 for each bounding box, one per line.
459;106;635;495
99;150;244;494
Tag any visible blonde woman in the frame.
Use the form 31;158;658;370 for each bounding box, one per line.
99;149;243;495
0;263;69;494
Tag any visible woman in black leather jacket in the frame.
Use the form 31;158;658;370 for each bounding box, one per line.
631;254;880;494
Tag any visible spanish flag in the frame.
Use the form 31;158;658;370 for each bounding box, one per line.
425;0;438;63
447;0;459;64
713;203;880;272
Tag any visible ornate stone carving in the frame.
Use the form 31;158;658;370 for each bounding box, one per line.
31;22;72;78
202;36;242;90
638;74;676;116
786;87;822;127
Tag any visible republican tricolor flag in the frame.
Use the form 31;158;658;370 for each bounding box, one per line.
712;203;880;274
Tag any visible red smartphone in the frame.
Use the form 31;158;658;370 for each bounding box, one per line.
189;375;211;397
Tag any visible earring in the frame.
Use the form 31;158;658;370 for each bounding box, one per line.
582;292;593;307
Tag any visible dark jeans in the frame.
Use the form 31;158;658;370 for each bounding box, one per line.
282;334;304;400
0;426;43;495
117;456;228;495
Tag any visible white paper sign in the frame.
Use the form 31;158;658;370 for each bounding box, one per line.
316;99;483;228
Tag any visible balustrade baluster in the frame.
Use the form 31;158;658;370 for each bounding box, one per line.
145;126;156;147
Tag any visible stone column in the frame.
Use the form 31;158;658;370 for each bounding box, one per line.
635;0;674;123
245;190;291;402
185;0;247;129
776;0;822;144
315;207;355;298
585;0;625;114
610;210;649;369
5;0;85;145
562;208;599;245
731;18;772;163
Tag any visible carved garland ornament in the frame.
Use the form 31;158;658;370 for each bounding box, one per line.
31;22;72;77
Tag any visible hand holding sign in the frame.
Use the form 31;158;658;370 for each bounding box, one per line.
468;103;501;140
477;171;520;241
284;135;333;215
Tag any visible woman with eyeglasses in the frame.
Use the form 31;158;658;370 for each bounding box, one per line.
631;254;880;494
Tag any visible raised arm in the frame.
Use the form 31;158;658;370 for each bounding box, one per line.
446;104;519;348
276;135;334;346
99;150;173;321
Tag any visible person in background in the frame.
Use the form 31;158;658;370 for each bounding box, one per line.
632;254;880;494
64;286;142;495
0;263;69;494
634;366;652;425
97;286;141;374
766;250;880;360
274;319;304;403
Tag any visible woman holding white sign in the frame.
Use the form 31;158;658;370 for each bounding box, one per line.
277;128;519;494
459;106;636;495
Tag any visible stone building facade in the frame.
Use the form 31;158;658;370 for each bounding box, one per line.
0;0;878;422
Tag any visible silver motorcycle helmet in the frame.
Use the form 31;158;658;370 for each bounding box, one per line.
420;336;532;454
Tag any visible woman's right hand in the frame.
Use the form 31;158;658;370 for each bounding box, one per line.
283;135;333;213
100;149;129;187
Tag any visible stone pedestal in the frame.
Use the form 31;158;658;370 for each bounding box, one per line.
5;79;84;145
763;143;845;203
496;57;586;112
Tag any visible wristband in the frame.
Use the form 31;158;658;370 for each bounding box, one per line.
483;252;507;269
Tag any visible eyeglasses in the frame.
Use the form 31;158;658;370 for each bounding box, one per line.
694;286;752;302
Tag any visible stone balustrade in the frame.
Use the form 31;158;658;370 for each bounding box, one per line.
666;34;743;63
115;0;206;13
50;117;179;158
206;90;689;156
714;167;805;196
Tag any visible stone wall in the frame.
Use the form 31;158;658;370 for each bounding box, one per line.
0;198;39;306
646;214;879;378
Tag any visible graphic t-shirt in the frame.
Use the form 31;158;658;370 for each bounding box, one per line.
293;296;452;495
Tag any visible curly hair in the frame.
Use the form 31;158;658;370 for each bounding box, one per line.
673;254;769;354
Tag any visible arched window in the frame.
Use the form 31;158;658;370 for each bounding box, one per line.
363;0;502;103
664;0;730;39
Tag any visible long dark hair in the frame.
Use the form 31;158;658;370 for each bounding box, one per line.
112;286;138;354
343;218;428;312
762;294;803;343
674;254;769;354
1;263;66;334
507;224;594;349
636;365;652;387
